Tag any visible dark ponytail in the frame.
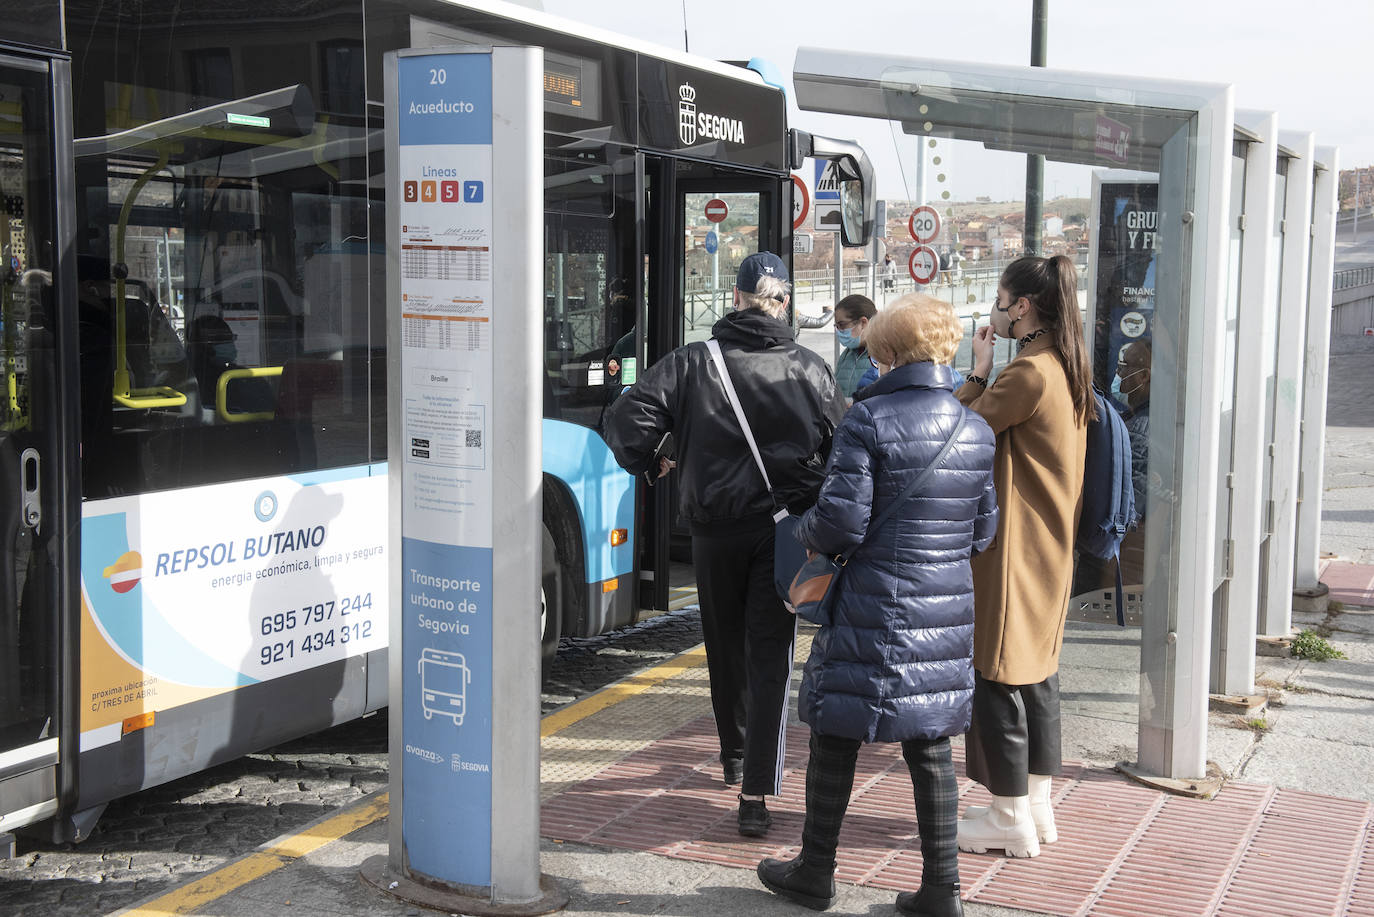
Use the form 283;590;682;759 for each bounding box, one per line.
1000;254;1096;424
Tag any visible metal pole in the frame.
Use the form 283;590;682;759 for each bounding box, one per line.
1025;0;1047;256
1354;169;1360;240
712;243;719;320
915;137;927;208
833;232;843;364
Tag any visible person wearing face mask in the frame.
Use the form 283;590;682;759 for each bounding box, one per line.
832;294;877;401
756;296;997;916
1113;339;1151;583
604;252;845;838
952;254;1094;859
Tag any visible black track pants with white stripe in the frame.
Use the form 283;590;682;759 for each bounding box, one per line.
692;525;797;796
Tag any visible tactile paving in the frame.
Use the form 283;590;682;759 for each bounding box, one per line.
541;715;1374;916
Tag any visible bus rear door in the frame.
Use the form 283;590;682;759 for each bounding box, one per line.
0;48;79;850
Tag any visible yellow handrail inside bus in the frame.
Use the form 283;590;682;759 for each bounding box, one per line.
111;144;187;410
215;365;282;422
1;212;26;431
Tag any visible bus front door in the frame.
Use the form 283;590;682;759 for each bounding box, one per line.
0;50;77;849
638;157;782;612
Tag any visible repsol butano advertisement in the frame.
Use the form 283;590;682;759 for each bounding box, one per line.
79;467;387;748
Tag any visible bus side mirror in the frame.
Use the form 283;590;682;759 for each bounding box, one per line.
835;158;871;248
793;131;876;248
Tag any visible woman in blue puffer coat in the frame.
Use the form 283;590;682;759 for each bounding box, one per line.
756;294;998;917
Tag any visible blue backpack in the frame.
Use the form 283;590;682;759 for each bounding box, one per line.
1076;387;1137;625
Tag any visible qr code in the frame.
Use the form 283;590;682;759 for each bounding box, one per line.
465;429;482;448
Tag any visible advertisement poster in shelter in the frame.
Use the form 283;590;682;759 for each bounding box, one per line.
1092;180;1158;391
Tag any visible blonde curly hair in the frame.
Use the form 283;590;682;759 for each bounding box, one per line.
863;293;962;368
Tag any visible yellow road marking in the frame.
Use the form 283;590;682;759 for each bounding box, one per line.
118;642;707;914
263;792;390;859
118;852;288;916
540;644;707;737
119;793;391;915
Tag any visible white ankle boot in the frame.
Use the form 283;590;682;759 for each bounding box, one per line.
957;793;1040;858
961;774;1057;844
1027;773;1058;843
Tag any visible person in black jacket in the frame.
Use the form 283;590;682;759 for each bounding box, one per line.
603;251;845;838
756;295;998;916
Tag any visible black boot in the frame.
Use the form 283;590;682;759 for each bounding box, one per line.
756;855;836;911
895;883;963;917
737;795;772;836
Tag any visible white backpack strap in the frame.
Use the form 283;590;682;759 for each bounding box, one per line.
705;340;781;513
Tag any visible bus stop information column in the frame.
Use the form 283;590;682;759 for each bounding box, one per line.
380;47;551;909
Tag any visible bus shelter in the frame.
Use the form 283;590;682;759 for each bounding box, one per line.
792;49;1338;782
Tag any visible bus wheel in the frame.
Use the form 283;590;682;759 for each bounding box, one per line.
540;525;562;683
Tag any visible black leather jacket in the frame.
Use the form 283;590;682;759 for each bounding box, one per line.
603;309;846;534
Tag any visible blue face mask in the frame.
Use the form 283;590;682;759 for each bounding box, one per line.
836;327;862;349
211;342;236;364
1111;368;1143;399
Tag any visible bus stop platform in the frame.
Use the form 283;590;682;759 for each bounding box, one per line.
113;582;1374;917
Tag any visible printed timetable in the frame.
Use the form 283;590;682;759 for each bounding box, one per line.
402;242;491;281
402;312;490;352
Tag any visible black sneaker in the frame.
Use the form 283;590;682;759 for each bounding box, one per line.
756;855;836;911
895;883;963;917
721;756;744;786
737;795;772;837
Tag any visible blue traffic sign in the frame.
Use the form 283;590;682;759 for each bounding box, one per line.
814;159;840;201
704;230;718;254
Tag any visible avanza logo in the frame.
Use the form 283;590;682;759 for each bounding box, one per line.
677;83;746;147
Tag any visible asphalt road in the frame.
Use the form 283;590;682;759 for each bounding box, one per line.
0;605;706;916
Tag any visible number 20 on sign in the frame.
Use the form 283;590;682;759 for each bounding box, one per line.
908;205;940;244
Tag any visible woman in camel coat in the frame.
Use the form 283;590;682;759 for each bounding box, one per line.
953;254;1092;860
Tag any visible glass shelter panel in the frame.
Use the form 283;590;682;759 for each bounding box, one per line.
793;48;1234;777
1215;145;1248;588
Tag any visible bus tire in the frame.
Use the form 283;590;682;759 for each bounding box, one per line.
540;524;562;683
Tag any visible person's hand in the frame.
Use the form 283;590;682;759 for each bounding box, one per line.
657;457;677;479
971;324;995;378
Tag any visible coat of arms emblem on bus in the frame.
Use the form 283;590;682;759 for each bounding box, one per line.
678;83;697;146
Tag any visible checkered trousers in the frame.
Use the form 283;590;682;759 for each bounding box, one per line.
801;731;959;887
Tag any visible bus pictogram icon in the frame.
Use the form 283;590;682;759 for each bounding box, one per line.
419;648;473;725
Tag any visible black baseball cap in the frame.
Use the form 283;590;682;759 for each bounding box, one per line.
735;251;789;299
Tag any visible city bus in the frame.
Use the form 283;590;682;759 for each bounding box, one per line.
0;0;873;846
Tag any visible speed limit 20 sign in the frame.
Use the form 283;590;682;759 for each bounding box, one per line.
909;245;939;285
908;205;940;244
